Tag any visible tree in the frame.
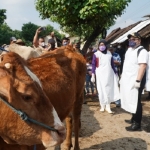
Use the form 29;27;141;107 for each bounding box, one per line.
22;22;39;42
35;0;131;54
0;23;13;45
21;22;64;46
0;9;6;25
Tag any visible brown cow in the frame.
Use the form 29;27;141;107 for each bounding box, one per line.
28;45;86;150
0;52;66;148
0;137;45;150
0;45;86;150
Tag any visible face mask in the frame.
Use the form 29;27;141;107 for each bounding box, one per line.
63;42;68;46
99;45;106;51
129;41;136;47
117;46;121;48
39;42;45;47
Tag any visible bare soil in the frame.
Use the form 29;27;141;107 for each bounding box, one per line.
49;92;150;150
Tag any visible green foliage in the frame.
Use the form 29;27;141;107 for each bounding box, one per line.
22;22;39;42
35;0;131;39
0;9;6;25
21;22;63;43
0;21;64;47
0;23;13;45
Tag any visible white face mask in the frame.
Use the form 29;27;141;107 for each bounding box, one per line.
39;42;45;47
117;45;121;48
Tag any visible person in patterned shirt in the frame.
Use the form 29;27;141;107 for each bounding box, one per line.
108;44;121;75
108;44;121;107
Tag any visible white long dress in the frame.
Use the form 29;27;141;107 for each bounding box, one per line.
120;46;148;113
145;51;150;91
95;50;120;105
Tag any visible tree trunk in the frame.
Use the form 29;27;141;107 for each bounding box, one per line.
82;26;103;55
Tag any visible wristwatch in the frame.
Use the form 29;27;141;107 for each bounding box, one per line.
136;80;141;83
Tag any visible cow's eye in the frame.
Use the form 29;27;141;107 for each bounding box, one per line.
22;95;32;101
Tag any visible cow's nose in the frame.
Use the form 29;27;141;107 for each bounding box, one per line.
41;124;66;148
54;124;66;143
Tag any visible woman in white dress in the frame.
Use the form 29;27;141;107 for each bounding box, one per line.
91;39;120;113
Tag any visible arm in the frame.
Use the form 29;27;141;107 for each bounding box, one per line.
114;60;121;66
136;63;147;81
33;27;41;48
114;54;121;66
92;54;96;74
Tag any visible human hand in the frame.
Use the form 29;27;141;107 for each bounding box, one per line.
91;73;95;83
134;80;141;88
36;27;42;34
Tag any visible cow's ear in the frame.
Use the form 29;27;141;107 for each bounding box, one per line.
4;63;13;74
0;55;13;72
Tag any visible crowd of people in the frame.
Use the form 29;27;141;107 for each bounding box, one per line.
84;32;150;132
0;28;149;132
1;26;83;54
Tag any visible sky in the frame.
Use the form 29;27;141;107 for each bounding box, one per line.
1;0;150;35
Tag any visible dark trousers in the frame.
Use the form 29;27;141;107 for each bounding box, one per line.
132;73;146;124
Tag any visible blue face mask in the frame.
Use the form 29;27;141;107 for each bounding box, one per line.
63;42;68;46
129;41;136;47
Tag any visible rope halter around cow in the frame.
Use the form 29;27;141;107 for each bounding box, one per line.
0;95;58;133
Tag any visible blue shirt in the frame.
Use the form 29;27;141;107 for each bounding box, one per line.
112;52;121;71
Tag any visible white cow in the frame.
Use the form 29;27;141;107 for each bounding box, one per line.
7;44;42;60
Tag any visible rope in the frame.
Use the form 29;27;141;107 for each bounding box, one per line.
0;96;58;132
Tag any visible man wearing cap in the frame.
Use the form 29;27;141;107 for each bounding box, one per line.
1;37;17;53
120;32;148;131
10;37;17;44
16;39;25;46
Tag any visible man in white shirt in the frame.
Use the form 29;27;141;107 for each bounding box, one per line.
120;32;148;131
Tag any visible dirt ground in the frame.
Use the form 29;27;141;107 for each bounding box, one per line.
50;92;150;150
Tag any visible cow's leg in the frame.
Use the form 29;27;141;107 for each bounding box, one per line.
20;146;29;150
73;93;83;150
63;114;73;150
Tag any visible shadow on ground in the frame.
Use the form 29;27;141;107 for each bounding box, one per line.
83;137;148;150
81;96;102;137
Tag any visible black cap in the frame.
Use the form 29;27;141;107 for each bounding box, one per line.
99;39;107;45
127;32;141;39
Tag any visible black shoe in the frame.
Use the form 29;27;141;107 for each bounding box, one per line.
125;122;141;131
125;119;133;124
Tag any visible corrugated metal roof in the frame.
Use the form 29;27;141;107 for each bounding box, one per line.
111;19;150;44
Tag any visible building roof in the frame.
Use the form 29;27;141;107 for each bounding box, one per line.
106;22;140;44
110;19;150;44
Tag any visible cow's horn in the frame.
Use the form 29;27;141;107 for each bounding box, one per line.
5;63;11;69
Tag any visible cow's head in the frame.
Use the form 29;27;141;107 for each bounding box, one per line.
0;52;66;148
